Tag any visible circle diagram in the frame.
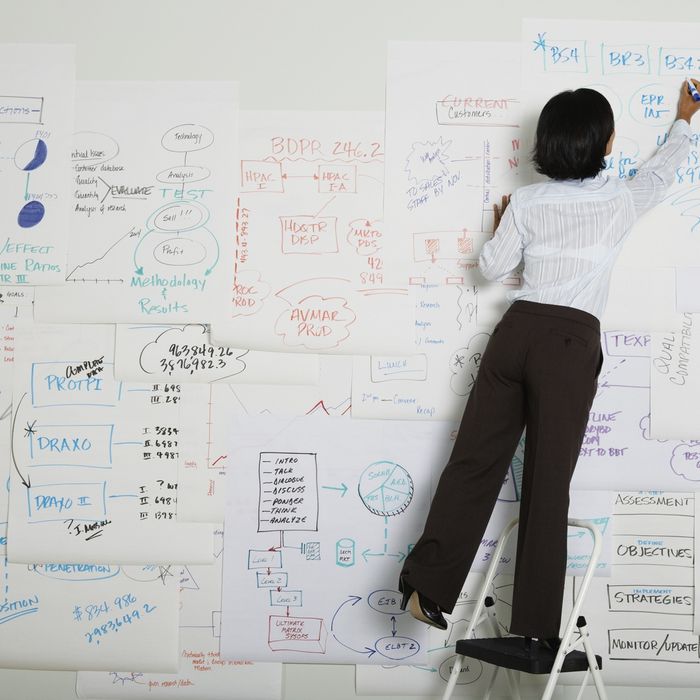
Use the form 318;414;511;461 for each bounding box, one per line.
14;138;48;171
439;654;484;684
358;461;414;516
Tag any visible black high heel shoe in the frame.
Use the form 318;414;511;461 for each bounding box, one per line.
398;575;448;631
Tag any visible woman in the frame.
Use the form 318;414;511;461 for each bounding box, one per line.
399;81;700;648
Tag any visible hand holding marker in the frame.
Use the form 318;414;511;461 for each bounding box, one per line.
677;78;700;123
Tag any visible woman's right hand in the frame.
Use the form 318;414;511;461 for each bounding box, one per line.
676;78;700;123
493;194;511;231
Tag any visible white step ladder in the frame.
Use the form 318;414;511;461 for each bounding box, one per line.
441;517;608;700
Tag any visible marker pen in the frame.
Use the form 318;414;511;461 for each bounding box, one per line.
686;78;700;102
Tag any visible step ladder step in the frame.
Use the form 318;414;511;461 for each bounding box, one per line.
455;637;603;675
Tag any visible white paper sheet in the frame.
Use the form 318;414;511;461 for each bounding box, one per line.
6;323;213;564
0;557;179;671
557;492;697;687
650;315;700;440
385;42;521;246
220;416;457;664
210;111;411;355
34;81;238;323
114;324;319;385
1;437;179;670
352;41;521;421
521;18;700;332
77;530;282;699
0;44;75;284
176;356;353;523
573;329;700;490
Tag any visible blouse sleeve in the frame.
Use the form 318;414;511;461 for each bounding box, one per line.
625;119;692;216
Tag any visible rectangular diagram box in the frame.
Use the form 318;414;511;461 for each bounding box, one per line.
256;571;288;588
27;481;106;523
435;97;519;127
240;160;284;193
601;44;651;74
317;164;357;193
270;589;303;607
258;452;319;533
30;361;120;408
370;355;427;382
247;549;283;570
614;535;694;568
614;494;694;518
268;615;327;653
280;216;338;255
608;628;700;663
603;331;651;358
28;423;114;468
533;38;589;73
607;584;694;615
0;95;44;124
658;47;700;75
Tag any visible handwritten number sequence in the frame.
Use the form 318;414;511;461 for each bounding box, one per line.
83;594;157;645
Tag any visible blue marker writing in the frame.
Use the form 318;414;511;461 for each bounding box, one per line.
686;78;700;102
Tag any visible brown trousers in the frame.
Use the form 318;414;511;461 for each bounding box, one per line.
401;300;602;638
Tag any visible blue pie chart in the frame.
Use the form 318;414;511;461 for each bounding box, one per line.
18;201;45;228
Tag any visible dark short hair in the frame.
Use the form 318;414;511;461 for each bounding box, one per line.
532;88;614;180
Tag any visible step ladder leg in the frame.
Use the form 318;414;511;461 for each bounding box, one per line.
574;670;592;700
482;663;499;700
441;592;504;700
541;637;574;700
539;659;559;700
440;655;463;700
484;598;522;700
503;666;522;700
578;617;608;700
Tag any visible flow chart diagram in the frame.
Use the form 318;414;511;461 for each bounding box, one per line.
221;416;457;664
211;111;412;355
352;42;520;422
6;323;213;565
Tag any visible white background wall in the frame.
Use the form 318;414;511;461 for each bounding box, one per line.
2;1;700;697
